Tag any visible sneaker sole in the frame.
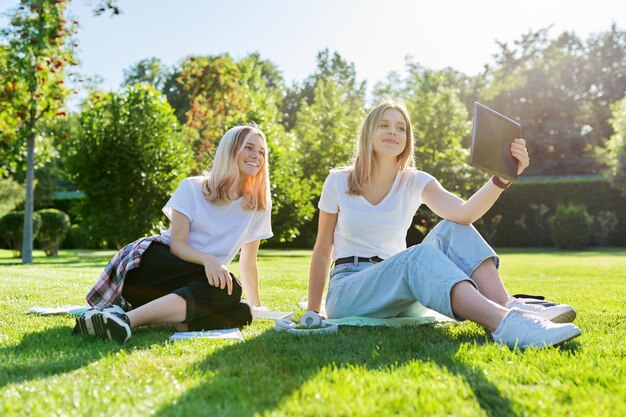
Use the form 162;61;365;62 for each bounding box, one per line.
75;310;99;336
91;312;131;344
535;327;582;348
549;309;577;323
521;306;577;323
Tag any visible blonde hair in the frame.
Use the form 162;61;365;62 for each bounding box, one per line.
346;99;415;195
202;124;271;210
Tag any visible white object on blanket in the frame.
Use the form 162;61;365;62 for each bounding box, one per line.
27;305;90;316
300;311;323;327
169;328;243;342
274;318;339;335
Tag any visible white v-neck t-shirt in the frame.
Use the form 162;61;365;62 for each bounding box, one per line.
318;168;434;261
160;176;273;266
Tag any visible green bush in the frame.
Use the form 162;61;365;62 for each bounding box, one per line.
590;211;619;246
65;223;106;249
0;211;42;256
36;209;70;256
549;203;591;249
63;84;192;248
0;177;24;218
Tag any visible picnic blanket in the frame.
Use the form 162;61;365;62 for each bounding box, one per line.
298;296;456;327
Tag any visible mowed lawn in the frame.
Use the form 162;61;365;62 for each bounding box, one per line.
0;247;625;417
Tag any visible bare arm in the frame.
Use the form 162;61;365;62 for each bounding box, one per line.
422;178;507;225
238;240;261;307
423;139;529;225
169;208;234;295
307;210;337;313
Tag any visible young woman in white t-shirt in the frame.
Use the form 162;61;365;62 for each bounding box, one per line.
307;100;581;349
75;124;272;343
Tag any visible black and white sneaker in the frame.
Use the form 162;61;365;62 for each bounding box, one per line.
74;305;130;343
74;308;102;336
91;310;132;344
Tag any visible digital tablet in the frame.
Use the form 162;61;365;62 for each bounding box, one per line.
469;102;521;181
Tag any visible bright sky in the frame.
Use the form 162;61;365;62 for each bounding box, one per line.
1;0;625;97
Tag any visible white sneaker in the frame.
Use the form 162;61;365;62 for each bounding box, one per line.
492;308;581;349
506;297;576;323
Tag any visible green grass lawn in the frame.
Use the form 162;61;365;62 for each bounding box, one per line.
1;248;625;417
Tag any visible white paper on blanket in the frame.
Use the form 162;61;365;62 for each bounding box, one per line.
169;328;243;342
27;305;90;316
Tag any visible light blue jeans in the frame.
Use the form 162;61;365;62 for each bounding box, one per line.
325;220;499;320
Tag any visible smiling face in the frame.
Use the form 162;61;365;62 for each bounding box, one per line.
237;132;266;177
372;108;408;159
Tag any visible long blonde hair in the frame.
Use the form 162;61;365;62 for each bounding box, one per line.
346;99;415;195
202;124;271;210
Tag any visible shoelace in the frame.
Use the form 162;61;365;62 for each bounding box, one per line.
507;310;544;328
518;302;549;311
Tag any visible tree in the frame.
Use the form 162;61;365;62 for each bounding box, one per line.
607;93;626;195
0;0;77;263
291;50;365;192
579;25;626;148
0;177;24;219
286;51;366;244
281;49;365;131
294;80;364;197
0;46;24;177
122;58;189;125
481;28;604;175
122;57;169;90
63;84;192;247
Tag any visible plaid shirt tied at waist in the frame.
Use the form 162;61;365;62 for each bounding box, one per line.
86;235;170;310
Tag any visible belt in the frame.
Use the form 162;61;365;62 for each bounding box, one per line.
334;256;384;266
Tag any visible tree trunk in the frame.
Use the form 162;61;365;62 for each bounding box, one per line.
21;133;35;264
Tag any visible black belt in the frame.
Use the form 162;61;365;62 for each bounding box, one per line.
334;256;384;266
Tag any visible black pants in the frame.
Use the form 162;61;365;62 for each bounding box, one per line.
122;242;252;330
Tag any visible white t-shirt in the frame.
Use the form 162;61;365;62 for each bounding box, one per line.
161;176;273;265
318;168;435;261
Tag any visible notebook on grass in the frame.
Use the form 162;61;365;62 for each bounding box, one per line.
469;102;521;181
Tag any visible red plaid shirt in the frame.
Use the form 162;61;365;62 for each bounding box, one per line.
86;235;170;310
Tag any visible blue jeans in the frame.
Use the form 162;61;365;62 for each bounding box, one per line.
325;220;499;320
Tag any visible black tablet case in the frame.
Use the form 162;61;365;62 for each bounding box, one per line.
469;102;521;181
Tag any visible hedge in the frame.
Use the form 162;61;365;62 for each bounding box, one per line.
484;177;626;247
0;211;42;255
36;209;71;256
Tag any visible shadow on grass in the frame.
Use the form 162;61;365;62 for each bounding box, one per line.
0;258;112;268
0;325;158;388
153;324;531;417
498;247;626;257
